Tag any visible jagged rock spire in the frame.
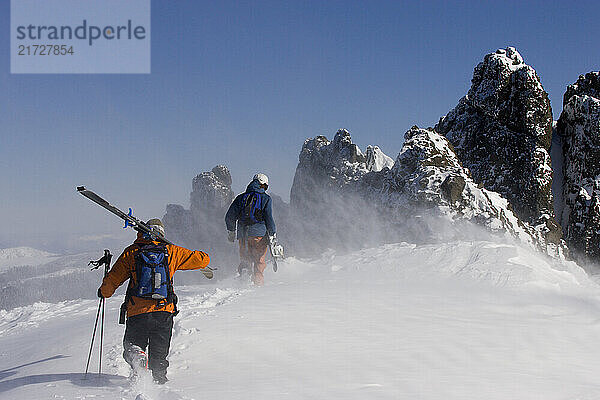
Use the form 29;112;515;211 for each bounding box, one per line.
557;71;600;262
435;46;560;247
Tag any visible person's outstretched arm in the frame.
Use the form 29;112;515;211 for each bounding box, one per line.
168;245;210;272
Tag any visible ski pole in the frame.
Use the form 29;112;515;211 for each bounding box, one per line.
98;250;111;376
84;299;102;378
84;250;112;378
99;296;105;375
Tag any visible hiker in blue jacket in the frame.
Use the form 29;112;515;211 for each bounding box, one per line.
225;173;276;285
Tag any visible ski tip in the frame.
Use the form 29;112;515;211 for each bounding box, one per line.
77;186;86;192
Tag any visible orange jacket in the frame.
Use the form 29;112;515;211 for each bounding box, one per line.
99;235;210;318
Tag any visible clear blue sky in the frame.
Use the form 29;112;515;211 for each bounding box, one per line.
1;0;599;252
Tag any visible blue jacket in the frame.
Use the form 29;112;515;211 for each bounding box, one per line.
225;180;276;239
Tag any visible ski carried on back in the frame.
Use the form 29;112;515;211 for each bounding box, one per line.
77;186;172;244
77;186;214;279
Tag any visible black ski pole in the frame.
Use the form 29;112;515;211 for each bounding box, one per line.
84;250;112;378
98;250;111;376
85;299;102;378
99;297;105;375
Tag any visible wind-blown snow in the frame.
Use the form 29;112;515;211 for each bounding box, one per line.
2;240;600;399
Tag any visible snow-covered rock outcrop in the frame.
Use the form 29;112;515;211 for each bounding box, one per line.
365;145;395;173
382;128;515;225
379;127;562;255
289;126;563;255
435;47;561;248
163;165;234;265
190;164;234;213
556;72;600;262
288;129;396;252
290;128;393;210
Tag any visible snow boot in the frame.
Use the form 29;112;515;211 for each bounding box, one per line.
125;345;149;376
133;348;148;371
152;370;168;385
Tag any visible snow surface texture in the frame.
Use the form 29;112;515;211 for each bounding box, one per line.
557;72;600;263
435;47;561;252
1;240;600;399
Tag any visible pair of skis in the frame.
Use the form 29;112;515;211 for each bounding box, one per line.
77;186;214;279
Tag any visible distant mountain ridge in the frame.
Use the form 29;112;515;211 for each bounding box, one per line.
0;247;58;268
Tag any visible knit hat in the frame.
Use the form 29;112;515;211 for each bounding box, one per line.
253;173;269;186
146;218;165;236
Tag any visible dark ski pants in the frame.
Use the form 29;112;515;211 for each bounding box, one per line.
123;311;174;379
239;236;268;285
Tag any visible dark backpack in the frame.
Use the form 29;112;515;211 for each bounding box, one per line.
119;243;178;324
134;244;170;299
240;192;264;225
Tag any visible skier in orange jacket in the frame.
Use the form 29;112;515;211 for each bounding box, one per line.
98;218;210;384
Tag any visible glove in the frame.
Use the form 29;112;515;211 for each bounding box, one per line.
97;288;104;298
269;234;284;258
227;231;236;243
268;233;277;244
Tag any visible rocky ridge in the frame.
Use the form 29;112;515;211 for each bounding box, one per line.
163;165;235;267
434;47;561;249
290;128;393;210
290;126;561;254
288;48;566;256
380;127;529;238
557;72;600;262
161;49;599;263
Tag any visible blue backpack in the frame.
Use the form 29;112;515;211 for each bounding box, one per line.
134;244;170;299
119;244;178;324
241;192;264;225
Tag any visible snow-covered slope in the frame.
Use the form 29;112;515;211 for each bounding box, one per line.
0;247;58;270
0;250;115;310
1;239;600;399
